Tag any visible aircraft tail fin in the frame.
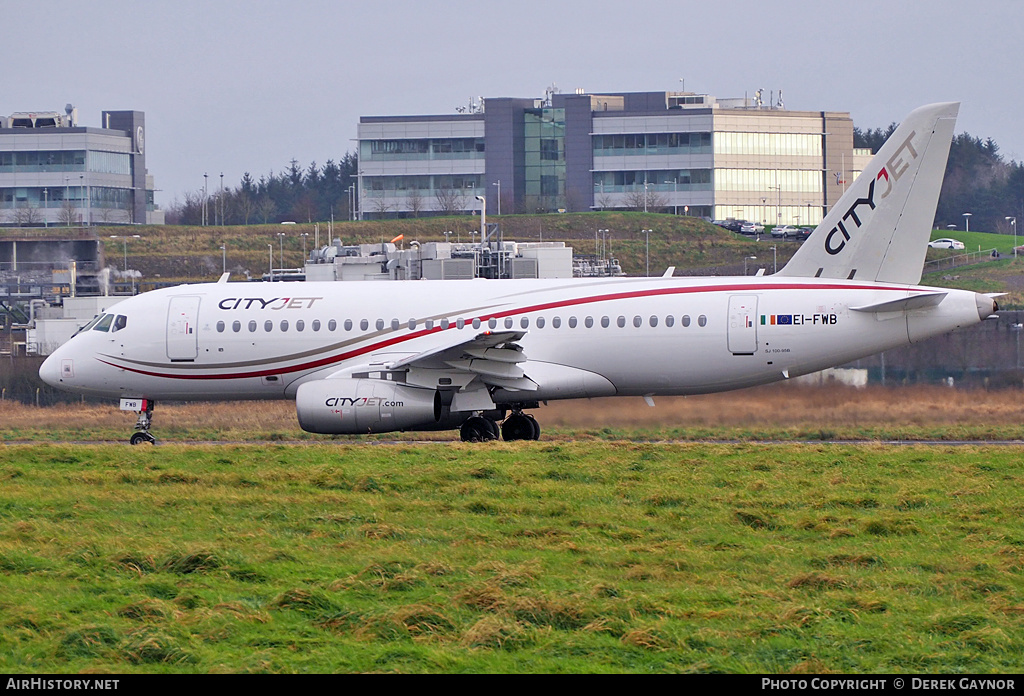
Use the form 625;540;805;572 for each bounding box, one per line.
777;102;959;285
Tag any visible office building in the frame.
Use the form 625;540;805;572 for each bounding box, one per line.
0;105;163;226
357;89;866;226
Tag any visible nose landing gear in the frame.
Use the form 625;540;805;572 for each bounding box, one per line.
123;399;157;445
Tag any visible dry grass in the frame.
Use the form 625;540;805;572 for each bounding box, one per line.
3;383;1024;442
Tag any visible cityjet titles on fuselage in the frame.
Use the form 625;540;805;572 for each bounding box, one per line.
217;297;323;311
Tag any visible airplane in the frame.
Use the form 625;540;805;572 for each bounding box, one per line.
39;102;997;445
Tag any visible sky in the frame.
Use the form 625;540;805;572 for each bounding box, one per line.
4;0;1022;209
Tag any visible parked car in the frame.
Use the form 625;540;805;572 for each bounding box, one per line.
716;219;744;233
739;221;764;235
794;226;815;241
771;225;798;238
928;238;965;250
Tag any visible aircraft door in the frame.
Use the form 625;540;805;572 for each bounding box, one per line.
727;295;758;355
167;296;201;361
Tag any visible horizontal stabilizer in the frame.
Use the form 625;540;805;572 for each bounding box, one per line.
850;292;947;313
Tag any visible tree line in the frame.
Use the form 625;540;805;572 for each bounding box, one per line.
856;125;1024;234
166;154;358;226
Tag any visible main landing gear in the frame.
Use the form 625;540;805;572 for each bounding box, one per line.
127;400;157;445
459;407;541;442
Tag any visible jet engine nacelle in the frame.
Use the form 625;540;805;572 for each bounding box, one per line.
295;378;446;434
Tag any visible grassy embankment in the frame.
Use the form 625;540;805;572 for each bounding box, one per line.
0;440;1022;673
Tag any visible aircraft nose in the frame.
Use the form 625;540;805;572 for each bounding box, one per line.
39;353;62;387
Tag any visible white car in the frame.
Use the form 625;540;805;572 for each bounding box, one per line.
928;238;965;250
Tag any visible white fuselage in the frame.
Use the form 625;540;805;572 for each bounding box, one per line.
39;275;988;404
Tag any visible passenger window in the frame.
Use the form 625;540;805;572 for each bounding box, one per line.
296;320;305;332
536;317;545;329
329;319;338;331
426;319;435;330
666;315;675;327
343;319;352;331
601;316;610;328
441;319;450;329
248;320;257;332
698;315;708;327
472;318;481;329
649;316;658;327
633;316;642;328
360;319;369;331
488;318;497;329
504;318;514;329
568;316;577;329
216;321;225;333
682;315;691;327
409;319;417;330
520;317;529;329
264;320;273;332
456;318;465;329
552;316;561;329
312;319;321;332
616;316;625;328
391;318;400;330
280;320;289;332
376;319;385;331
112;315;127;332
585;316;594;328
232;320;241;332
93;314;113;332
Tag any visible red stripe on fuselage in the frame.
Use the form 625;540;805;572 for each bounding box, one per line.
97;281;910;381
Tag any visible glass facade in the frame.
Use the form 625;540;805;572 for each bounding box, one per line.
523;108;565;210
714;169;822;194
713;132;822;157
594;169;712;192
362;138;485;161
0;150;130;175
593;132;712;156
0;186;132;209
363;174;481;194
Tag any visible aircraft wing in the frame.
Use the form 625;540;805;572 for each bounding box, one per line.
388;330;538;393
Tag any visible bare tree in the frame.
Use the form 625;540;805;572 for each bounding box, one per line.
595;191;615;211
58;200;79;226
406;190;425;217
11;205;42;226
235;192;256;225
370;196;393;216
257;196;276;224
434;187;466;214
623;188;667;213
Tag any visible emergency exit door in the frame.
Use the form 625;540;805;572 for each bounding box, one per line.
727;295;758;355
167;296;200;361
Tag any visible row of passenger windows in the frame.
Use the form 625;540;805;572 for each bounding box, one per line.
215;314;710;334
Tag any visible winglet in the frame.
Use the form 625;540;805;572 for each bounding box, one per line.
778;102;959;285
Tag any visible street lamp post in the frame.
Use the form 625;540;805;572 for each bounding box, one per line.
769;245;777;274
277;232;286;269
268;244;273;280
744;255;757;275
642;229;652;276
203;173;209;226
474;195;486;245
220;245;226;274
110;234;141;293
1006;217;1017;257
963;212;972;232
493;180;501;216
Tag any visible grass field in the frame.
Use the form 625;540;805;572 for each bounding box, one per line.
1;386;1023;673
0;441;1022;674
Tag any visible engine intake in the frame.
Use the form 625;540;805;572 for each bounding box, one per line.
296;379;443;434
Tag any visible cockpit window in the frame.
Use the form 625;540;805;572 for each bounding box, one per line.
112;315;127;332
75;315;102;336
93;314;114;332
